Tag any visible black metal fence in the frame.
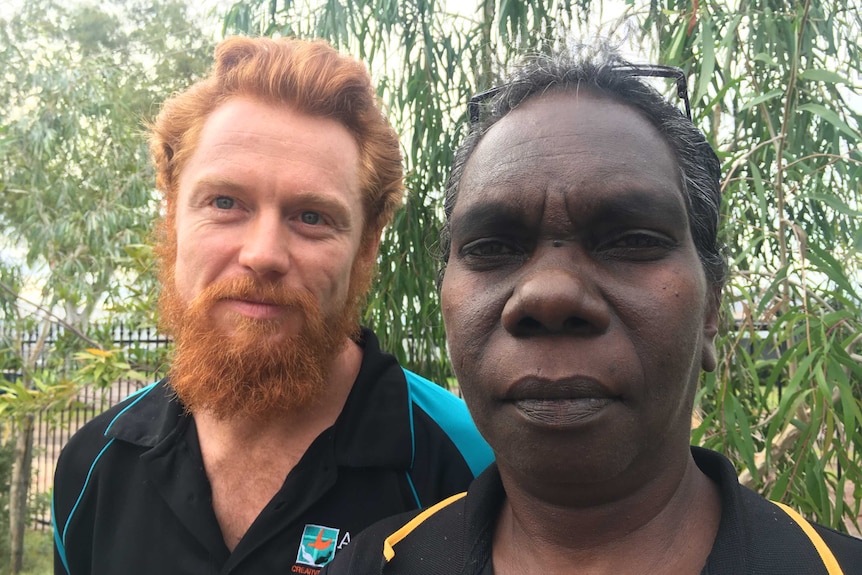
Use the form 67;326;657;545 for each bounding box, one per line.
11;323;172;531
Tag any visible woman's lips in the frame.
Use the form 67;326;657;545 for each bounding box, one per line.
514;397;616;425
507;377;618;427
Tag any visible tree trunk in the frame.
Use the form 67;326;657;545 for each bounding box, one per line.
9;415;34;575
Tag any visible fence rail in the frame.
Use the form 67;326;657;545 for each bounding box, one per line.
5;323;171;531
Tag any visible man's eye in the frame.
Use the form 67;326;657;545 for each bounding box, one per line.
213;197;234;209
300;211;322;225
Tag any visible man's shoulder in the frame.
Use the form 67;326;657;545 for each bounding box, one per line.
402;369;465;415
351;330;491;472
403;369;493;478
57;381;173;472
402;369;473;434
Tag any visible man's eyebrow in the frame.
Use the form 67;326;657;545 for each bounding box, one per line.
285;191;355;222
188;175;246;195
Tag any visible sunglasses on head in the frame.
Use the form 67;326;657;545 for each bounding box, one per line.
468;64;691;124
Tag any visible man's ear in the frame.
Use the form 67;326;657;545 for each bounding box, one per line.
360;229;382;264
362;230;383;263
701;288;721;373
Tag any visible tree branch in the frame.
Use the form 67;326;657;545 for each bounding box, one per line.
0;278;103;349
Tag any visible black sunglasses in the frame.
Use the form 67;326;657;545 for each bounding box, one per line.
468;64;692;124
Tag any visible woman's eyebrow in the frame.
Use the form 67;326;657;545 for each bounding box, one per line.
450;202;526;235
586;188;688;222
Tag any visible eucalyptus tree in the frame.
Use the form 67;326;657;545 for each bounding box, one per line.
223;0;861;532
0;1;213;570
1;0;213;329
641;0;862;533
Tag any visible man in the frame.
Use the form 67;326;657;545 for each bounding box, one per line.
323;47;862;574
52;36;492;575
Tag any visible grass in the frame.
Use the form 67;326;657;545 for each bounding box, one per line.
0;529;53;575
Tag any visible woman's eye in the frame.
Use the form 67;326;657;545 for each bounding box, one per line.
460;238;525;262
213;197;234;210
465;241;514;256
301;211;322;225
598;231;675;259
458;238;526;270
612;234;663;248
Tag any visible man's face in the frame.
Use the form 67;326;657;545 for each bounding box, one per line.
172;96;368;338
159;96;374;418
441;91;718;493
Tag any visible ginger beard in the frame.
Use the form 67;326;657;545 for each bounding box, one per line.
156;227;374;421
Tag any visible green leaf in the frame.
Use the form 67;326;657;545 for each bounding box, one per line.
805;243;860;299
739;89;784;112
797;102;860;139
798;69;851;85
695;16;716;105
666;23;686;63
752;52;777;66
807;194;862;218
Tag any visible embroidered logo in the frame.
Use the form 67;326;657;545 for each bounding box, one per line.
296;524;340;567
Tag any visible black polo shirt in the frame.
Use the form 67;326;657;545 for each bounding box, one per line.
324;447;862;574
53;328;493;575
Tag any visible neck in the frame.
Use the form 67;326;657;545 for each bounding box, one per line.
192;338;363;551
493;453;721;575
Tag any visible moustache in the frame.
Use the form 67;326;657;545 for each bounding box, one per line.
190;276;316;312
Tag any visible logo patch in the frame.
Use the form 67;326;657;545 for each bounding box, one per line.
296;524;340;567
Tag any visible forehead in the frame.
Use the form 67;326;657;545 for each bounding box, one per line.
456;91;683;215
179;96;362;200
194;96;360;165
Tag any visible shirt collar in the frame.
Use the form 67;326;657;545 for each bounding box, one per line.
103;327;415;470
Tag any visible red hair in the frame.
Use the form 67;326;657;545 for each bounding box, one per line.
149;36;403;243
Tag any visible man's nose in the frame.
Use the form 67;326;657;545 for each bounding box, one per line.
501;248;611;337
237;213;291;278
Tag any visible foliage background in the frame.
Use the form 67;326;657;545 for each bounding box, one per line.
0;0;859;570
0;0;213;571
